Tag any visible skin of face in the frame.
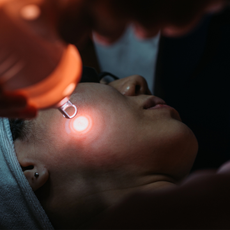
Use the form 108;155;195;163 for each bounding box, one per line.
14;75;198;228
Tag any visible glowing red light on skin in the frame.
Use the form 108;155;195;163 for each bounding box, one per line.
73;116;89;132
65;115;92;135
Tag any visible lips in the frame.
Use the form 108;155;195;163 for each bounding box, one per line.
143;96;181;121
143;96;167;110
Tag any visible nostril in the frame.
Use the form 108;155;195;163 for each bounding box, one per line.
135;85;141;95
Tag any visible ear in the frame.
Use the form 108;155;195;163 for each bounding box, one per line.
14;139;49;191
20;161;49;191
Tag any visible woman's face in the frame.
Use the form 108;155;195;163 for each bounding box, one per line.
16;75;198;192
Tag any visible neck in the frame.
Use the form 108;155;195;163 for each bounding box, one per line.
45;180;175;229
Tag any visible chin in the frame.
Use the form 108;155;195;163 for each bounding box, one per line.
173;123;198;181
156;119;198;182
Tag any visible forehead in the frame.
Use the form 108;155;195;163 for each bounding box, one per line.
69;82;125;113
71;82;109;100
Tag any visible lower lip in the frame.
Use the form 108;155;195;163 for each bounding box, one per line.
147;104;174;110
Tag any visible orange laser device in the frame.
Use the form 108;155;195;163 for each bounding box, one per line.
0;0;82;118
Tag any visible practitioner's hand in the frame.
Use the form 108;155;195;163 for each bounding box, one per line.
0;87;37;119
58;0;229;45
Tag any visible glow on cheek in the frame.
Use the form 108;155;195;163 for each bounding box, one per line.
73;116;89;132
65;115;92;135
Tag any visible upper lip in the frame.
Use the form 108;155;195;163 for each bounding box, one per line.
143;96;166;109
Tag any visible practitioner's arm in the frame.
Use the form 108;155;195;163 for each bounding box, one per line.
58;0;229;45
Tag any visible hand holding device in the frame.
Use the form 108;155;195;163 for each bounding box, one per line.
0;86;37;118
0;0;82;119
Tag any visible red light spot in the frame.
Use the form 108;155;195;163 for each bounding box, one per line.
65;115;92;135
73;116;89;132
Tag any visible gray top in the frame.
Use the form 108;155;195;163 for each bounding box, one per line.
0;118;54;230
94;26;160;94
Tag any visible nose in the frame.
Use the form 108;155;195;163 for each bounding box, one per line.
109;75;152;96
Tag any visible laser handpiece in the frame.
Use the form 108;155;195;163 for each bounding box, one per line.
57;98;77;119
0;0;82;118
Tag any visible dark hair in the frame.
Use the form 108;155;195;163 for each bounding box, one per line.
9;119;28;141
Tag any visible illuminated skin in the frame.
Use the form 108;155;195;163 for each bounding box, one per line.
73;116;90;132
66;115;92;134
14;75;198;229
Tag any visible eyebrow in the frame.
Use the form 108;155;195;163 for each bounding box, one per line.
98;72;119;84
81;67;119;84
